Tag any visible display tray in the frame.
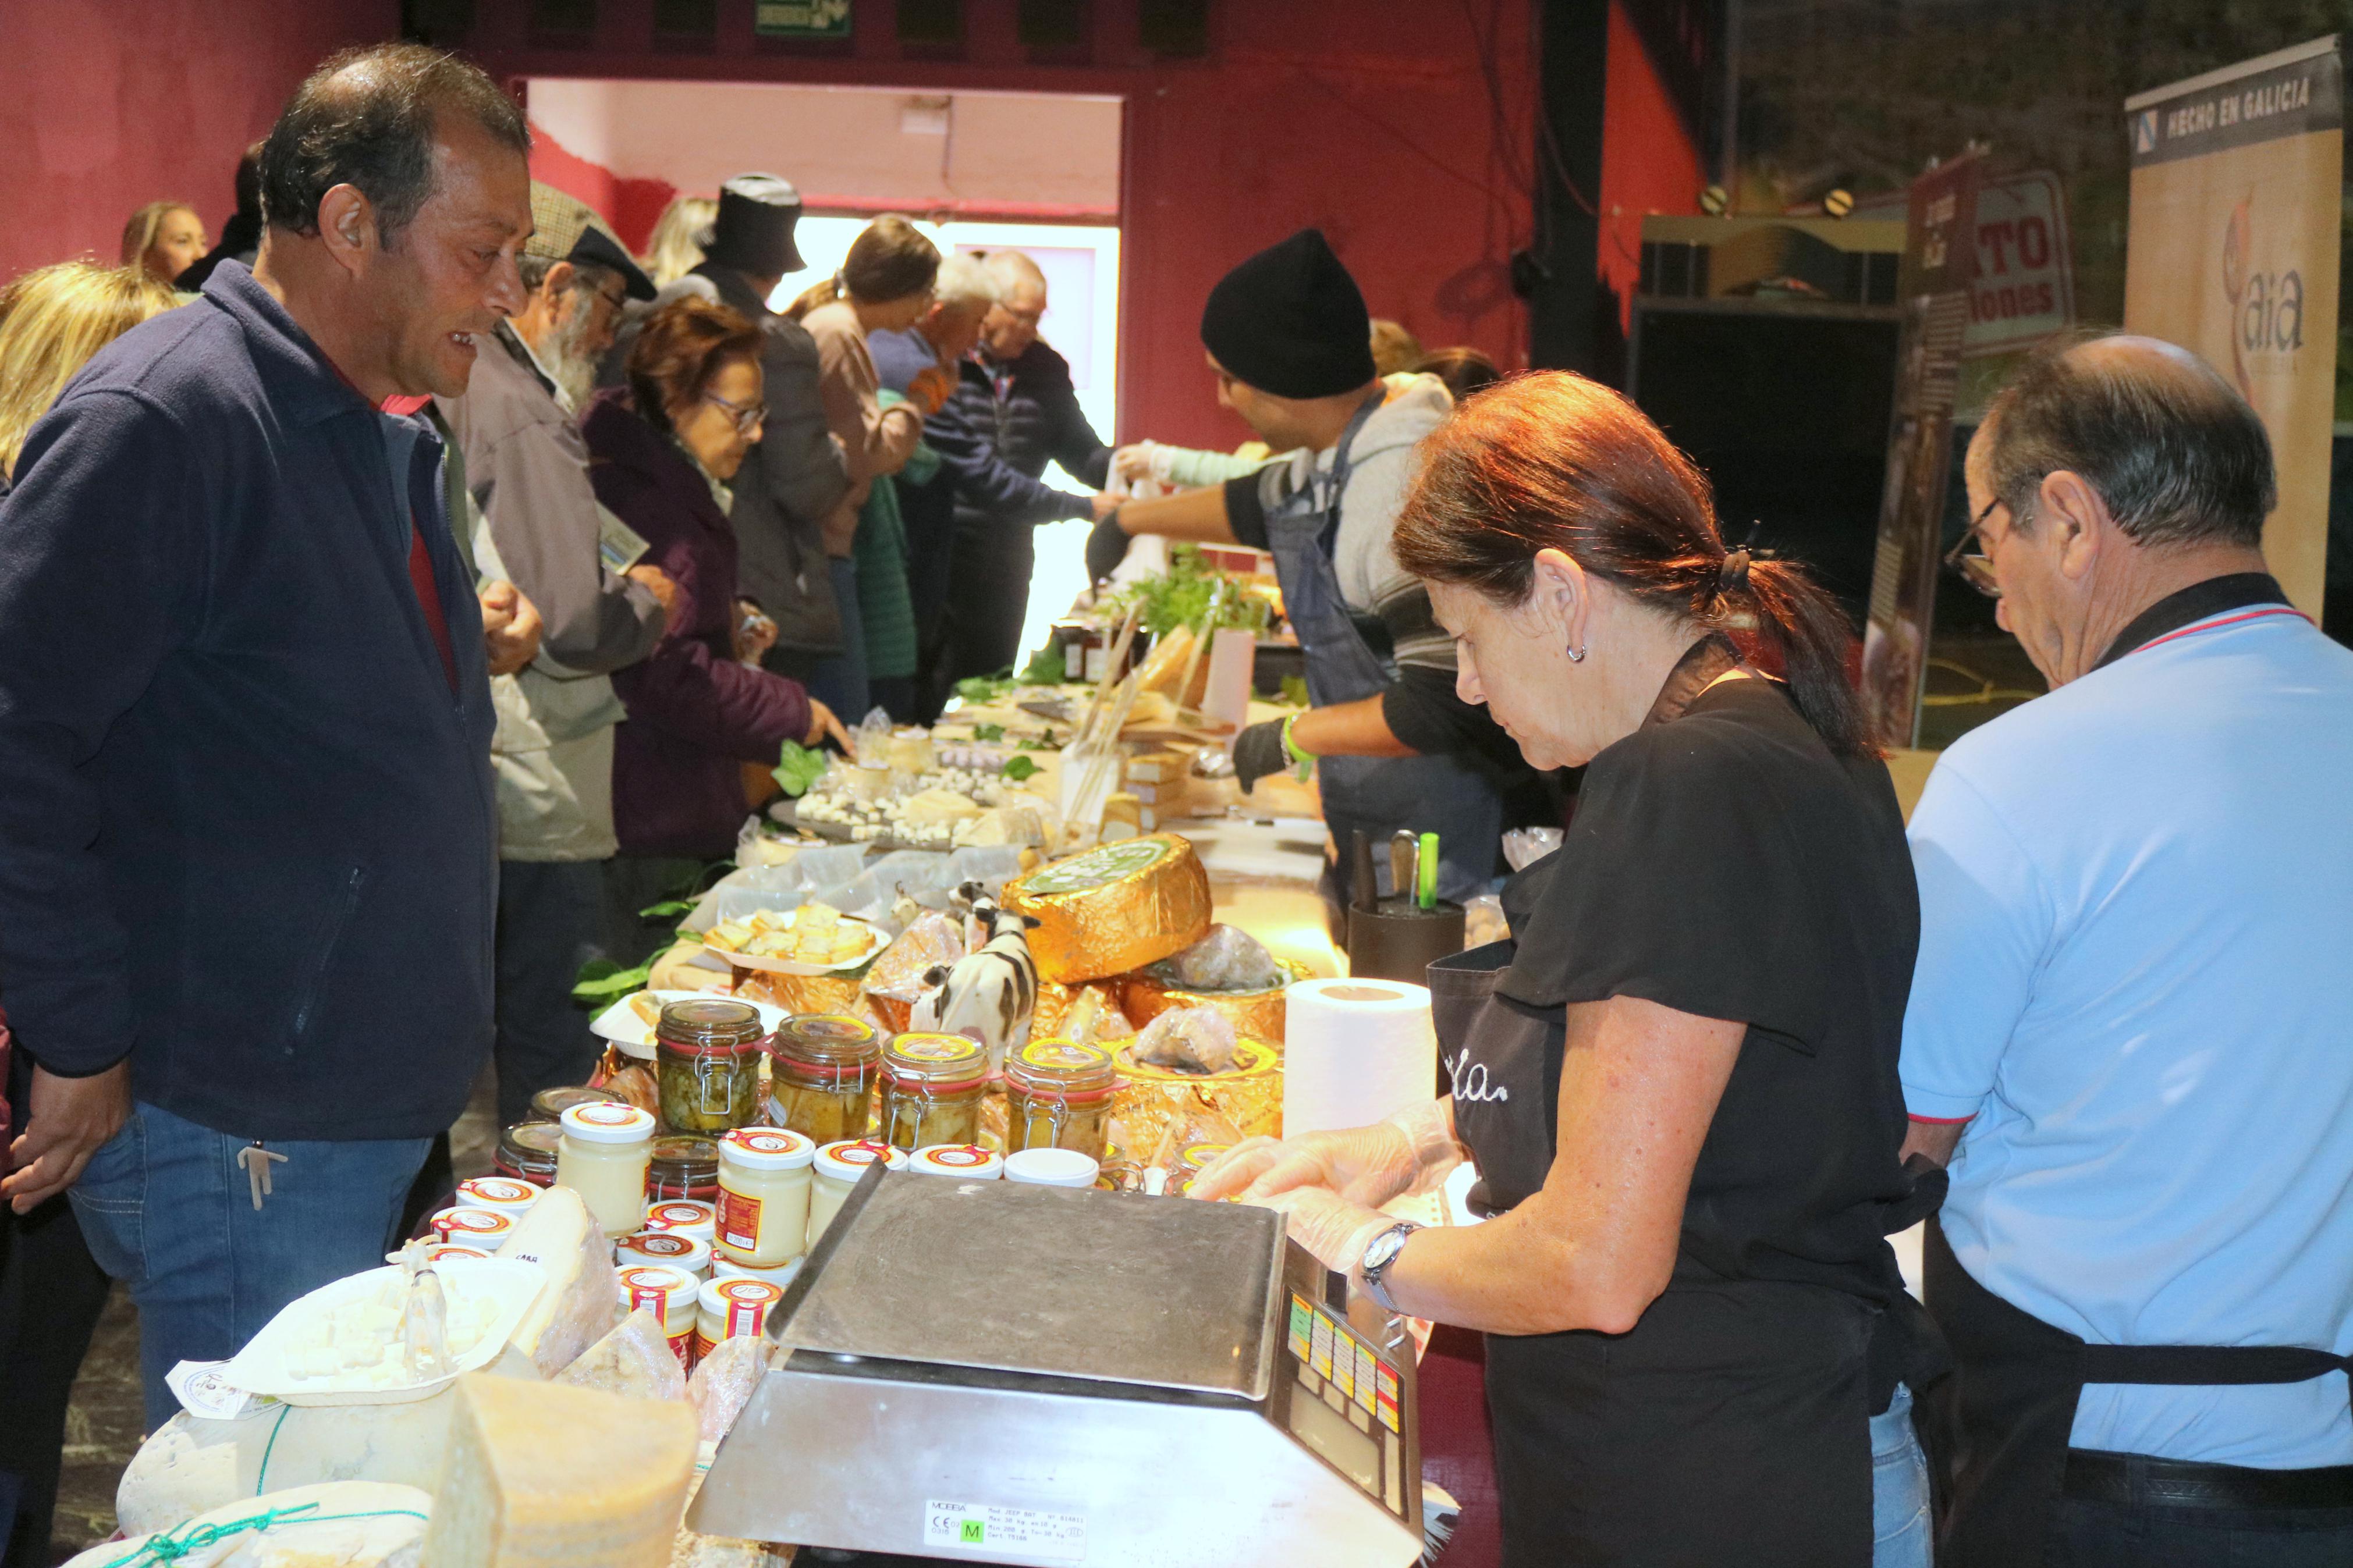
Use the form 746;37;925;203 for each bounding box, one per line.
766;797;944;856
703;912;889;976
221;1259;544;1406
779;1170;1286;1400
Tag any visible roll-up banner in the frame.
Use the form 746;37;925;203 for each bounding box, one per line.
2125;37;2341;616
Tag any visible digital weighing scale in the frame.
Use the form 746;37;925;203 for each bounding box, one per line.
690;1169;1424;1567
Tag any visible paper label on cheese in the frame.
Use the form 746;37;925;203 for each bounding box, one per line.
923;1501;1086;1562
716;1189;762;1253
1020;837;1169;895
168;1359;265;1420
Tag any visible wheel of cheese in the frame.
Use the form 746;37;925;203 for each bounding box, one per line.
1119;957;1309;1045
1002;833;1212;983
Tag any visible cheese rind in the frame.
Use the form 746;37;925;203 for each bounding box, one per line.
1002;833;1212;982
423;1374;697;1568
493;1185;621;1376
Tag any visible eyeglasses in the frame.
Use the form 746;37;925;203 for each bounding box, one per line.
702;390;766;437
1944;496;2004;599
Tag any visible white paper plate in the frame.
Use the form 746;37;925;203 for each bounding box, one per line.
221;1258;545;1406
700;912;888;976
590;990;789;1061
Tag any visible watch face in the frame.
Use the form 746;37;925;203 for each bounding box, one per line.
1365;1226;1409;1271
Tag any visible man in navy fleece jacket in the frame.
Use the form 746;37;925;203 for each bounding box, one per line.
0;43;531;1427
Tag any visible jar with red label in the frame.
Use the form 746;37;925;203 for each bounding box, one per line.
1002;1039;1118;1161
876;1034;989;1151
454;1176;541;1218
494;1121;563;1186
715;1127;815;1267
429;1206;515;1248
907;1144;1005;1180
642;1199;716;1243
654;999;768;1135
647;1136;719;1203
616;1264;700;1366
556;1102;658;1240
808;1140;907;1251
768;1015;881;1145
694;1277;785;1362
617;1229;713;1278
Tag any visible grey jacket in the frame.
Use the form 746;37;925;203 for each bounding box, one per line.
437;326;667;861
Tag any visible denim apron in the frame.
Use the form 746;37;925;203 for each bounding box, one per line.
1260;394;1503;902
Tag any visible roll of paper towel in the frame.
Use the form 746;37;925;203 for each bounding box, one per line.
1282;977;1438;1136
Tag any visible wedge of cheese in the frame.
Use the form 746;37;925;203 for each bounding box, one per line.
494;1185;621;1377
423;1375;697;1568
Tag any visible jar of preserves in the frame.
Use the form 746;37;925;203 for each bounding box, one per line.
876;1034;990;1151
454;1176;541;1218
642;1199;716;1242
617;1264;701;1366
1005;1147;1101;1188
616;1229;713;1279
808;1140;906;1250
495;1121;563;1186
647;1136;720;1203
654;1000;768;1134
556;1102;657;1239
1002;1039;1119;1160
428;1206;515;1247
527;1085;617;1123
693;1277;785;1363
908;1144;1005;1180
766;1015;881;1144
715;1128;817;1267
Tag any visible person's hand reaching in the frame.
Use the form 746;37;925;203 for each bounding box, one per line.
805;699;852;752
1084;510;1131;584
626;564;679;630
479;581;542;677
1263;1186;1397;1276
1190;1101;1457;1208
1111;443;1157;483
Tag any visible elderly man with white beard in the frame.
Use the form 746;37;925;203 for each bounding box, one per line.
435;182;681;1126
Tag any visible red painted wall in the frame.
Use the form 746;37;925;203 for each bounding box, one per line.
0;0;401;286
1597;0;1705;332
472;0;1536;450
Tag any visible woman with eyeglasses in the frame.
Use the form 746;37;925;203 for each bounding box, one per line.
783;214;954;720
583;296;851;937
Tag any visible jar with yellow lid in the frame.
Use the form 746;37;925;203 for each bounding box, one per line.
654;1000;768;1134
766;1014;881;1144
715;1126;816;1267
876;1034;991;1151
1002;1039;1119;1160
1166;1141;1235;1197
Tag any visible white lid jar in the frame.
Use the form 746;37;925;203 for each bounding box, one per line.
711;1254;804;1288
1004;1147;1102;1189
715;1128;815;1268
429;1206;516;1247
641;1199;716;1243
453;1176;541;1217
808;1139;908;1252
616;1264;701;1365
423;1243;490;1265
556;1103;657;1241
617;1229;714;1279
694;1276;786;1361
907;1144;1005;1181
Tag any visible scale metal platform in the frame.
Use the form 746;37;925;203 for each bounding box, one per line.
690;1168;1423;1567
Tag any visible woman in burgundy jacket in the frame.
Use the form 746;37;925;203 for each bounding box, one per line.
585;298;849;888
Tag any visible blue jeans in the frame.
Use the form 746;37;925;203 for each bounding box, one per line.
1874;1382;1932;1567
803;556;870;722
69;1101;431;1431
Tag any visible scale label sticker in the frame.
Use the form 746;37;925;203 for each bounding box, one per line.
1353;1339;1379;1413
924;1502;1087;1562
1309;1310;1335;1379
1330;1325;1357;1400
1288;1293;1314;1362
1375;1363;1402;1432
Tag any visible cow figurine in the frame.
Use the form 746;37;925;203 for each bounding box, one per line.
910;899;1041;1072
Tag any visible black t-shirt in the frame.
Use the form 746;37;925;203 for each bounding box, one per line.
1496;677;1920;1302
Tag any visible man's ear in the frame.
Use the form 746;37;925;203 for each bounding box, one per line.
2038;469;2110;582
314;184;379;279
542;259;574;304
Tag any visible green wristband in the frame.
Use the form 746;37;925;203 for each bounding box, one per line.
1282;710;1317;778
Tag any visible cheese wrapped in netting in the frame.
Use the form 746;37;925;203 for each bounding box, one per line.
1110;1036;1282;1157
70;1481;431;1568
1002;833;1211;983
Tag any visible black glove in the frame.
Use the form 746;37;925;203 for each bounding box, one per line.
1232;718;1291;793
1085;510;1133;585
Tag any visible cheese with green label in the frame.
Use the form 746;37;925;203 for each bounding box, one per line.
1003;832;1211;981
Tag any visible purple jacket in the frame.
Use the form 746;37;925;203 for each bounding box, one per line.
583;389;811;859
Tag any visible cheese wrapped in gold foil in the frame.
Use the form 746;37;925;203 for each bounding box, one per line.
1109;1037;1282;1155
1119;958;1308;1047
1002;833;1212;983
1031;979;1134;1043
732;966;885;1030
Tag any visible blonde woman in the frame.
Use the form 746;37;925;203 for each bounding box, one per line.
643;193;718;289
0;261;180;485
119;201;208;287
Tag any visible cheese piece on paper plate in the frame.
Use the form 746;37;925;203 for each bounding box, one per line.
424;1374;697;1568
1003;832;1212;982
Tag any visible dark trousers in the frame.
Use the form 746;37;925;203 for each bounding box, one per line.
2047;1495;2353;1565
0;1195;110;1568
943;520;1035;684
494;859;605;1128
600;855;709;972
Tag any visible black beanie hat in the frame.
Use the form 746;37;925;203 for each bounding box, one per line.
704;173;805;279
1199;229;1377;399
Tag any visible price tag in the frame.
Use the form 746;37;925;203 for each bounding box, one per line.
923;1501;1087;1562
168;1360;268;1420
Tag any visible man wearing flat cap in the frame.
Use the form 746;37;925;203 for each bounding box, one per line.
436;181;678;1125
1093;229;1518;901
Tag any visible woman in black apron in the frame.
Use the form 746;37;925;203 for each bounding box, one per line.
1196;372;1943;1566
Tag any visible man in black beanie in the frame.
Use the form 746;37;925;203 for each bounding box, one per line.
1092;229;1519;902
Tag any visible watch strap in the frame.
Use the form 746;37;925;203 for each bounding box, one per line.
1358;1221;1421;1314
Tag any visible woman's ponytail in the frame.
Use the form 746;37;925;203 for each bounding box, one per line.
1725;557;1869;756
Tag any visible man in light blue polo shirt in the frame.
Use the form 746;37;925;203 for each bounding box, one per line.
1899;336;2353;1568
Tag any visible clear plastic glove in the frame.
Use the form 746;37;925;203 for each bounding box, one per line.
1262;1186;1394;1276
1112;442;1158;483
1190;1100;1456;1208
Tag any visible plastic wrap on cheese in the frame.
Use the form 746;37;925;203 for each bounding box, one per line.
492;1185;622;1377
72;1481;431;1568
1120;955;1307;1046
554;1307;687;1403
1112;1036;1283;1158
1001;833;1212;982
118;1397;457;1538
684;1334;766;1443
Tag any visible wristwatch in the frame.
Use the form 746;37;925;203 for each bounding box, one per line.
1357;1221;1422;1314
